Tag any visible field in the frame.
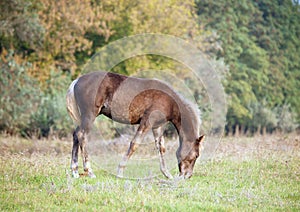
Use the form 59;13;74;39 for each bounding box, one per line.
0;134;299;211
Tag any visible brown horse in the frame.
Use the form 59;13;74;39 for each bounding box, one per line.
66;71;205;179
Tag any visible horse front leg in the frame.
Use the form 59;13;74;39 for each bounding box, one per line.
117;120;151;178
153;126;173;179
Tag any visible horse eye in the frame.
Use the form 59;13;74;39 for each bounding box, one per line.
193;152;199;159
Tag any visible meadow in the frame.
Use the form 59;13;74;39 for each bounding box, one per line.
0;134;299;211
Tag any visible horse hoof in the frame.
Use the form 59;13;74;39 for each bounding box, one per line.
72;171;80;178
116;174;124;178
116;171;124;178
117;167;124;178
88;171;96;178
89;174;96;178
167;175;173;180
165;173;173;179
161;170;173;179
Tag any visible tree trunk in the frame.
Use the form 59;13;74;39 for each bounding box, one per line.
235;125;240;137
262;126;267;136
227;126;233;137
240;125;245;135
256;125;261;136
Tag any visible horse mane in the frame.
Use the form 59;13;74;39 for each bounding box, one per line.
178;92;202;132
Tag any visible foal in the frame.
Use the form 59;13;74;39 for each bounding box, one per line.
66;71;205;179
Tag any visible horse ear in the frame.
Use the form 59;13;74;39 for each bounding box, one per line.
197;135;205;143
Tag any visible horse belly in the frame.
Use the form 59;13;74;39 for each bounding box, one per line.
109;80;147;124
110;94;148;124
109;104;134;124
105;77;172;125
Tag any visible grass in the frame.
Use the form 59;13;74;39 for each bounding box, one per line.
0;135;299;211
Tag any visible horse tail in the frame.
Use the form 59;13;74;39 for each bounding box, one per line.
66;79;81;126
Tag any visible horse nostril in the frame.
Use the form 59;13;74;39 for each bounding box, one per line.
178;163;182;173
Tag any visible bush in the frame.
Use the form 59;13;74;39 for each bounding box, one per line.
275;104;298;133
28;92;73;138
249;102;278;134
26;71;74;138
0;51;40;135
0;50;73;138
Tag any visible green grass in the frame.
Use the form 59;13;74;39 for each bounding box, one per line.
0;135;299;211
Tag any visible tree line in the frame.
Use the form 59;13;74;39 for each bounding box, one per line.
0;0;299;137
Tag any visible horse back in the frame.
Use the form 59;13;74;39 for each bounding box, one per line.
74;71;180;126
108;75;179;124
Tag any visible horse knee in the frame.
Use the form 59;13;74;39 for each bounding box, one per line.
131;142;138;152
74;128;88;145
160;146;166;154
127;142;138;157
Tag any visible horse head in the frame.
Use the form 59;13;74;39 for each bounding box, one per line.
176;135;205;179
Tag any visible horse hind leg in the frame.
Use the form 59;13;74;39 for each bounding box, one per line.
71;127;80;178
74;116;96;178
153;126;173;179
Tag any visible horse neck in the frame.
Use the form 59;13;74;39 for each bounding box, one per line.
172;106;199;143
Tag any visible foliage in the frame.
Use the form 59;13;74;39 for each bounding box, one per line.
0;50;40;135
275;103;298;133
27;72;73;138
248;101;277;134
196;0;300;134
37;0;116;76
0;0;45;51
0;50;73;137
0;0;299;137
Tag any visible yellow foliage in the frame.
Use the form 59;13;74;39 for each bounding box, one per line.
30;0;116;80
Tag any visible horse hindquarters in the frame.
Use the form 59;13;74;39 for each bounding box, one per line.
66;78;96;178
66;79;81;125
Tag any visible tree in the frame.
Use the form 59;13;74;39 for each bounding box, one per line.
196;0;300;134
99;0;212;75
255;0;300;123
0;0;44;53
36;0;116;78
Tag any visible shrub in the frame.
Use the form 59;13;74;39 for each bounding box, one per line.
275;104;298;133
28;92;73;138
27;71;73;138
248;102;278;134
0;50;40;135
0;50;73;138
